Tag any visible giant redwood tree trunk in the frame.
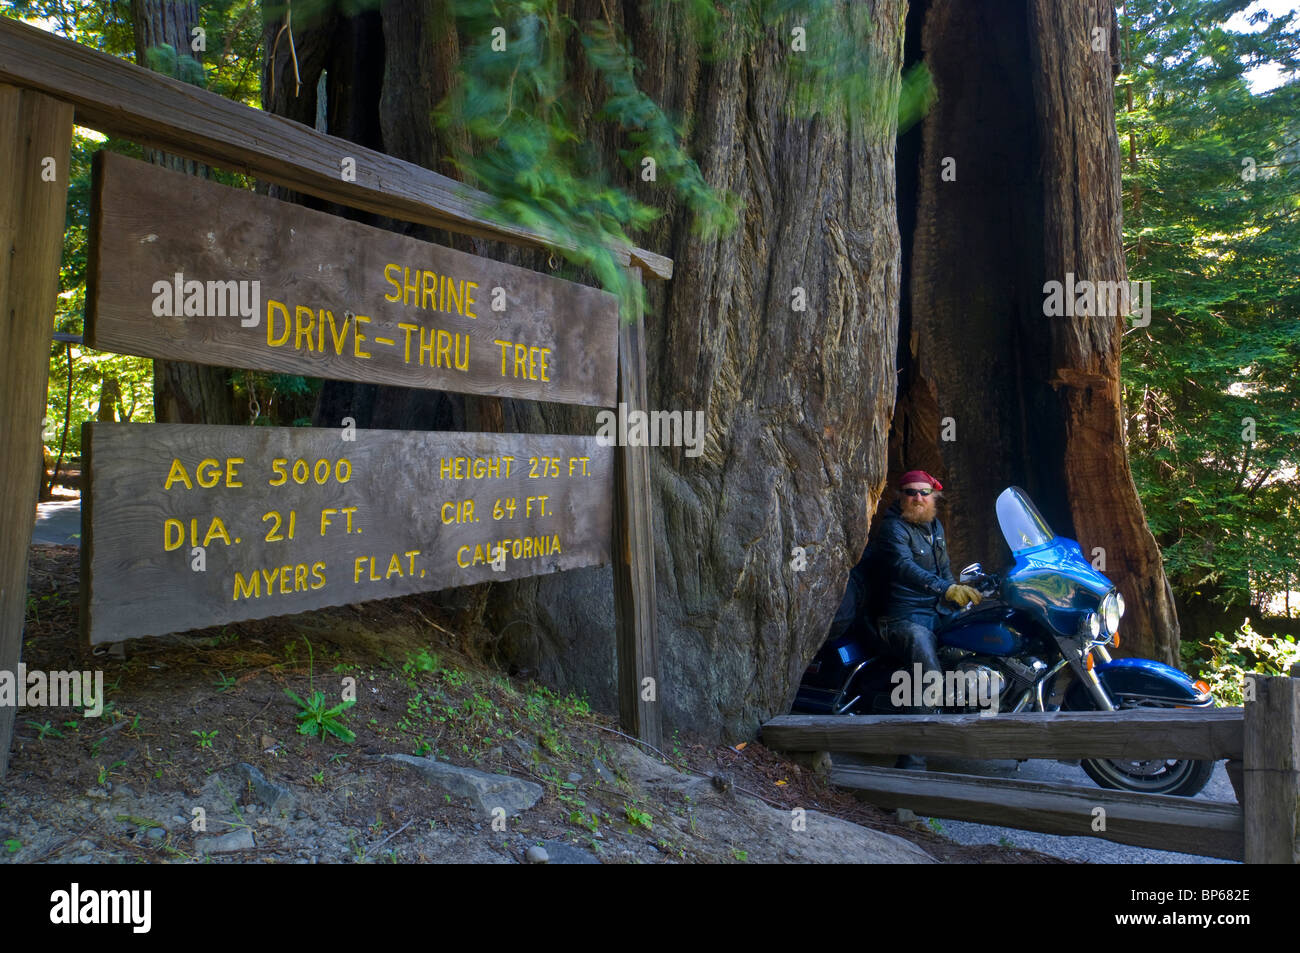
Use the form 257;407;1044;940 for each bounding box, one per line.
892;0;1180;664
130;0;240;426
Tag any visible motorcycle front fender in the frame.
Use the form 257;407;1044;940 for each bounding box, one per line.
1068;657;1214;709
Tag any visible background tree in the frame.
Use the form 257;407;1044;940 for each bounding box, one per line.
1116;0;1300;644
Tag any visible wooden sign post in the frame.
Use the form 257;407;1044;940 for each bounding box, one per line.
77;148;663;745
0;86;74;779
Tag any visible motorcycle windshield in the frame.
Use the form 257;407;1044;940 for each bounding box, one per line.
996;487;1055;554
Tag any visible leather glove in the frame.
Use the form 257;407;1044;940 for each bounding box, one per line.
945;584;983;607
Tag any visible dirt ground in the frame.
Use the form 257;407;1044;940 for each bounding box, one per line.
1;544;1067;864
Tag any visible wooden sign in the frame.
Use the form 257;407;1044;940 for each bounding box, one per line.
85;151;618;407
81;422;613;643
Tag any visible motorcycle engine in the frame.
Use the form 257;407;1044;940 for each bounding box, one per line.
952;661;1006;709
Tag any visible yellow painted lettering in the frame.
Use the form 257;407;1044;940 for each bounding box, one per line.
202;517;232;547
266;300;291;347
294;305;316;352
384;263;402;302
353;314;371;358
233;571;260;601
196;458;221;488
164;519;184;551
164;458;193;490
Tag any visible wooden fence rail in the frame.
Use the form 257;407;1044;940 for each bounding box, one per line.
763;675;1300;863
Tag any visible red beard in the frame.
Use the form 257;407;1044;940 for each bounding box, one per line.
902;503;933;524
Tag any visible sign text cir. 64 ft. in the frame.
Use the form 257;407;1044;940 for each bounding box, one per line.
85;151;617;407
81;424;613;644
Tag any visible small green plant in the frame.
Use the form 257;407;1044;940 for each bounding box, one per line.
26;720;63;740
312;769;325;785
3;839;19;854
998;836;1017;848
624;804;653;831
732;848;748;862
285;689;356;742
927;817;944;834
213;672;237;692
283;637;356;742
403;648;440;677
192;729;218;750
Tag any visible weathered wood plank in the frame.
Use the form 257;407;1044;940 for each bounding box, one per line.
86;152;617;407
613;266;661;747
832;763;1244;861
0;17;671;280
82;423;612;643
763;709;1244;761
1244;675;1300;863
0;86;74;778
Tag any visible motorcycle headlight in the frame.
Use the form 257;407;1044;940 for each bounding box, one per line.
1080;611;1101;640
1102;592;1120;636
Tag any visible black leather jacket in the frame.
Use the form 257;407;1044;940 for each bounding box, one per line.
873;500;954;620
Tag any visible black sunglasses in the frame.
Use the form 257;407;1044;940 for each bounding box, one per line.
902;488;933;498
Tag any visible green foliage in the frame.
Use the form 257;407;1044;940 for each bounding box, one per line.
1180;619;1300;705
284;688;357;742
1117;1;1300;611
434;0;928;319
624;803;653;831
284;637;356;742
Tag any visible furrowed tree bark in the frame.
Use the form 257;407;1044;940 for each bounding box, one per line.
484;1;905;738
130;0;239;426
895;0;1179;664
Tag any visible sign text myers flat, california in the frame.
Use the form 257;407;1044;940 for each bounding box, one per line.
81;423;613;643
86;152;617;407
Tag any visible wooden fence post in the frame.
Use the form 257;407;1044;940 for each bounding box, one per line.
0;86;75;778
1243;673;1300;863
612;265;662;748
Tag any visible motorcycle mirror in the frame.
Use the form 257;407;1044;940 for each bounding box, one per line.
959;562;983;583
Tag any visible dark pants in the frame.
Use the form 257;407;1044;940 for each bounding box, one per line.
878;614;942;715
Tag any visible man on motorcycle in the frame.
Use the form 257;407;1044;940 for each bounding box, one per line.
874;470;983;768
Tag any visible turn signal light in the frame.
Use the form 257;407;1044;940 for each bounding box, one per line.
1194;680;1211;694
1086;653;1095;671
1113;633;1120;649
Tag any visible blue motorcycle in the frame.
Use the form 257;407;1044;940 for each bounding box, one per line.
795;486;1216;797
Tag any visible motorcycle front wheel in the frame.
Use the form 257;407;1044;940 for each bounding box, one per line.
1079;755;1215;797
1061;684;1216;797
